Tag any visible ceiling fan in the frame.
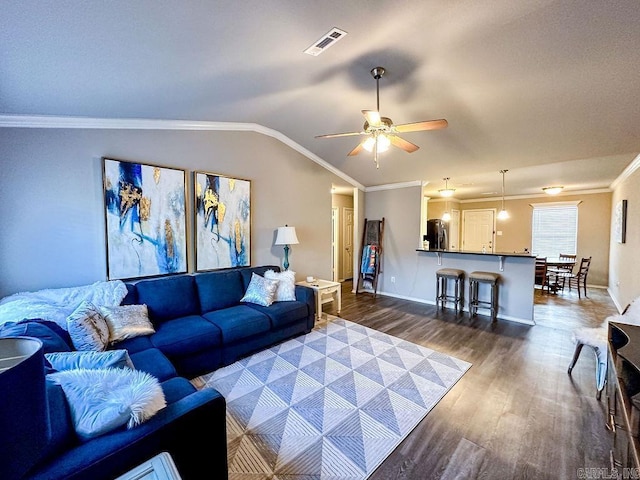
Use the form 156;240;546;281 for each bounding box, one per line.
315;66;448;169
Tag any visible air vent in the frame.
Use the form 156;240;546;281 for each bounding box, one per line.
304;27;347;56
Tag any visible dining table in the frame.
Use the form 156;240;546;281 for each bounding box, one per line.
545;258;576;293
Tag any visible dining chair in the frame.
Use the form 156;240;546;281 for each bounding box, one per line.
547;253;576;293
566;256;592;298
534;257;549;293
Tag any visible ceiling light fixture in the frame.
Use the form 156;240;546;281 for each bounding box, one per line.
438;177;455;197
497;169;509;220
542;186;564;195
440;177;453;221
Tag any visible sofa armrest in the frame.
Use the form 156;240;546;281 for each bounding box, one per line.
26;388;228;480
295;285;316;326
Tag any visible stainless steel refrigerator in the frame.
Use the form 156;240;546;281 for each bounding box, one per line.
425;219;449;250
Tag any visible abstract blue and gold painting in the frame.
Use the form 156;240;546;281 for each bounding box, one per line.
103;158;187;280
194;171;251;271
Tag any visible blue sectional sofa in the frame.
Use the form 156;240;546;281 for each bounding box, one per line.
2;265;315;480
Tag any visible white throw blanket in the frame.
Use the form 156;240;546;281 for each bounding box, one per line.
0;280;128;330
571;296;640;391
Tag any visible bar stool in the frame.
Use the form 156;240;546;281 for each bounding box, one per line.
435;268;465;313
469;271;500;322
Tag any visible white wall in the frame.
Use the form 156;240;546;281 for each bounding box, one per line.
610;162;640;310
0;127;347;297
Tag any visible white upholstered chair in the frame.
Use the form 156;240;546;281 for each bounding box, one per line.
567;297;640;399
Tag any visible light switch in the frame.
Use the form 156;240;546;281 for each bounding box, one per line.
497;231;503;236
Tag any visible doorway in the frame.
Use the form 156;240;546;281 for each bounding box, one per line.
342;207;354;280
462;209;495;252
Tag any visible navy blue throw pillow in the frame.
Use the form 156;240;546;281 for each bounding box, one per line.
18;318;73;347
0;320;72;354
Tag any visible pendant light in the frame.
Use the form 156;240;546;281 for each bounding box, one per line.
440;177;453;221
497;169;509;220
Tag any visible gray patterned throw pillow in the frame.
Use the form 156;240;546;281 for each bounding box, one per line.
240;273;279;307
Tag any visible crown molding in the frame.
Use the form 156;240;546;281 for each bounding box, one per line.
610;153;640;190
365;180;423;192
457;188;611;203
0;114;365;190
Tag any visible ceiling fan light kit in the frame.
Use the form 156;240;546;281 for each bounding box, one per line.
315;66;448;169
543;186;564;195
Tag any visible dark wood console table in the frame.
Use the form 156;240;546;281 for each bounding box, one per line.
606;321;640;471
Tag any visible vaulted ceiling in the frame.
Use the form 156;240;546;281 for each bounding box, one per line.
2;0;639;199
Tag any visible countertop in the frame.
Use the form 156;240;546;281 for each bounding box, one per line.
416;249;534;258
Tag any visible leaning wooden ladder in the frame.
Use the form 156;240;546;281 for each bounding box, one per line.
356;218;385;297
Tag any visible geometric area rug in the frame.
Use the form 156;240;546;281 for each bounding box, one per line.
197;317;472;480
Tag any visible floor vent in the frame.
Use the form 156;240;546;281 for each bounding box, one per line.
304;27;347;56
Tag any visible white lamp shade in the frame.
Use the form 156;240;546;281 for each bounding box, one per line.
275;226;299;245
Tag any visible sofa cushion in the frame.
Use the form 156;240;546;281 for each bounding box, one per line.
244;301;310;329
111;334;154;354
121;283;138;305
194;270;244;312
41;380;76;461
135;276;200;323
203;305;271;343
129;348;177;382
160;377;198;404
0;320;71;353
150;315;222;357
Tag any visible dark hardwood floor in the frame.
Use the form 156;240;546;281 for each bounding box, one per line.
321;281;619;480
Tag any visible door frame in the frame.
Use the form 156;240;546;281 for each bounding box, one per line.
332;207;339;282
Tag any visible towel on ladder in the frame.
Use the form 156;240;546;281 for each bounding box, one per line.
361;244;378;290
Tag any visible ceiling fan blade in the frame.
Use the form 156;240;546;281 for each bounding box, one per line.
347;140;367;156
362;110;381;127
315;131;362;139
390;135;420;153
394;119;448;133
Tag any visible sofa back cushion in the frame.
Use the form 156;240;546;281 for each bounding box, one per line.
121;283;139;305
135;275;200;324
239;265;281;290
195;270;244;313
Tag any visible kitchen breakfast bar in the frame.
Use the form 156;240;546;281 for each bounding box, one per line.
416;249;536;325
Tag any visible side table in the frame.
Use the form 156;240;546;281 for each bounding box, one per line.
297;279;342;319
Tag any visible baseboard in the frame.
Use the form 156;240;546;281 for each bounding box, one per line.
370;290;536;326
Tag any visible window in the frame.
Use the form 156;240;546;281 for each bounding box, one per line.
531;202;578;258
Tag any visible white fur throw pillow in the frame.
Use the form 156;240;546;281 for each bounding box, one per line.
264;269;297;302
48;367;166;440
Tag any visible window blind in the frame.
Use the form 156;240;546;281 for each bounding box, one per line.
531;204;578;258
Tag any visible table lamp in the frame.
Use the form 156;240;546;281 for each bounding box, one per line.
0;336;49;480
275;225;299;270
